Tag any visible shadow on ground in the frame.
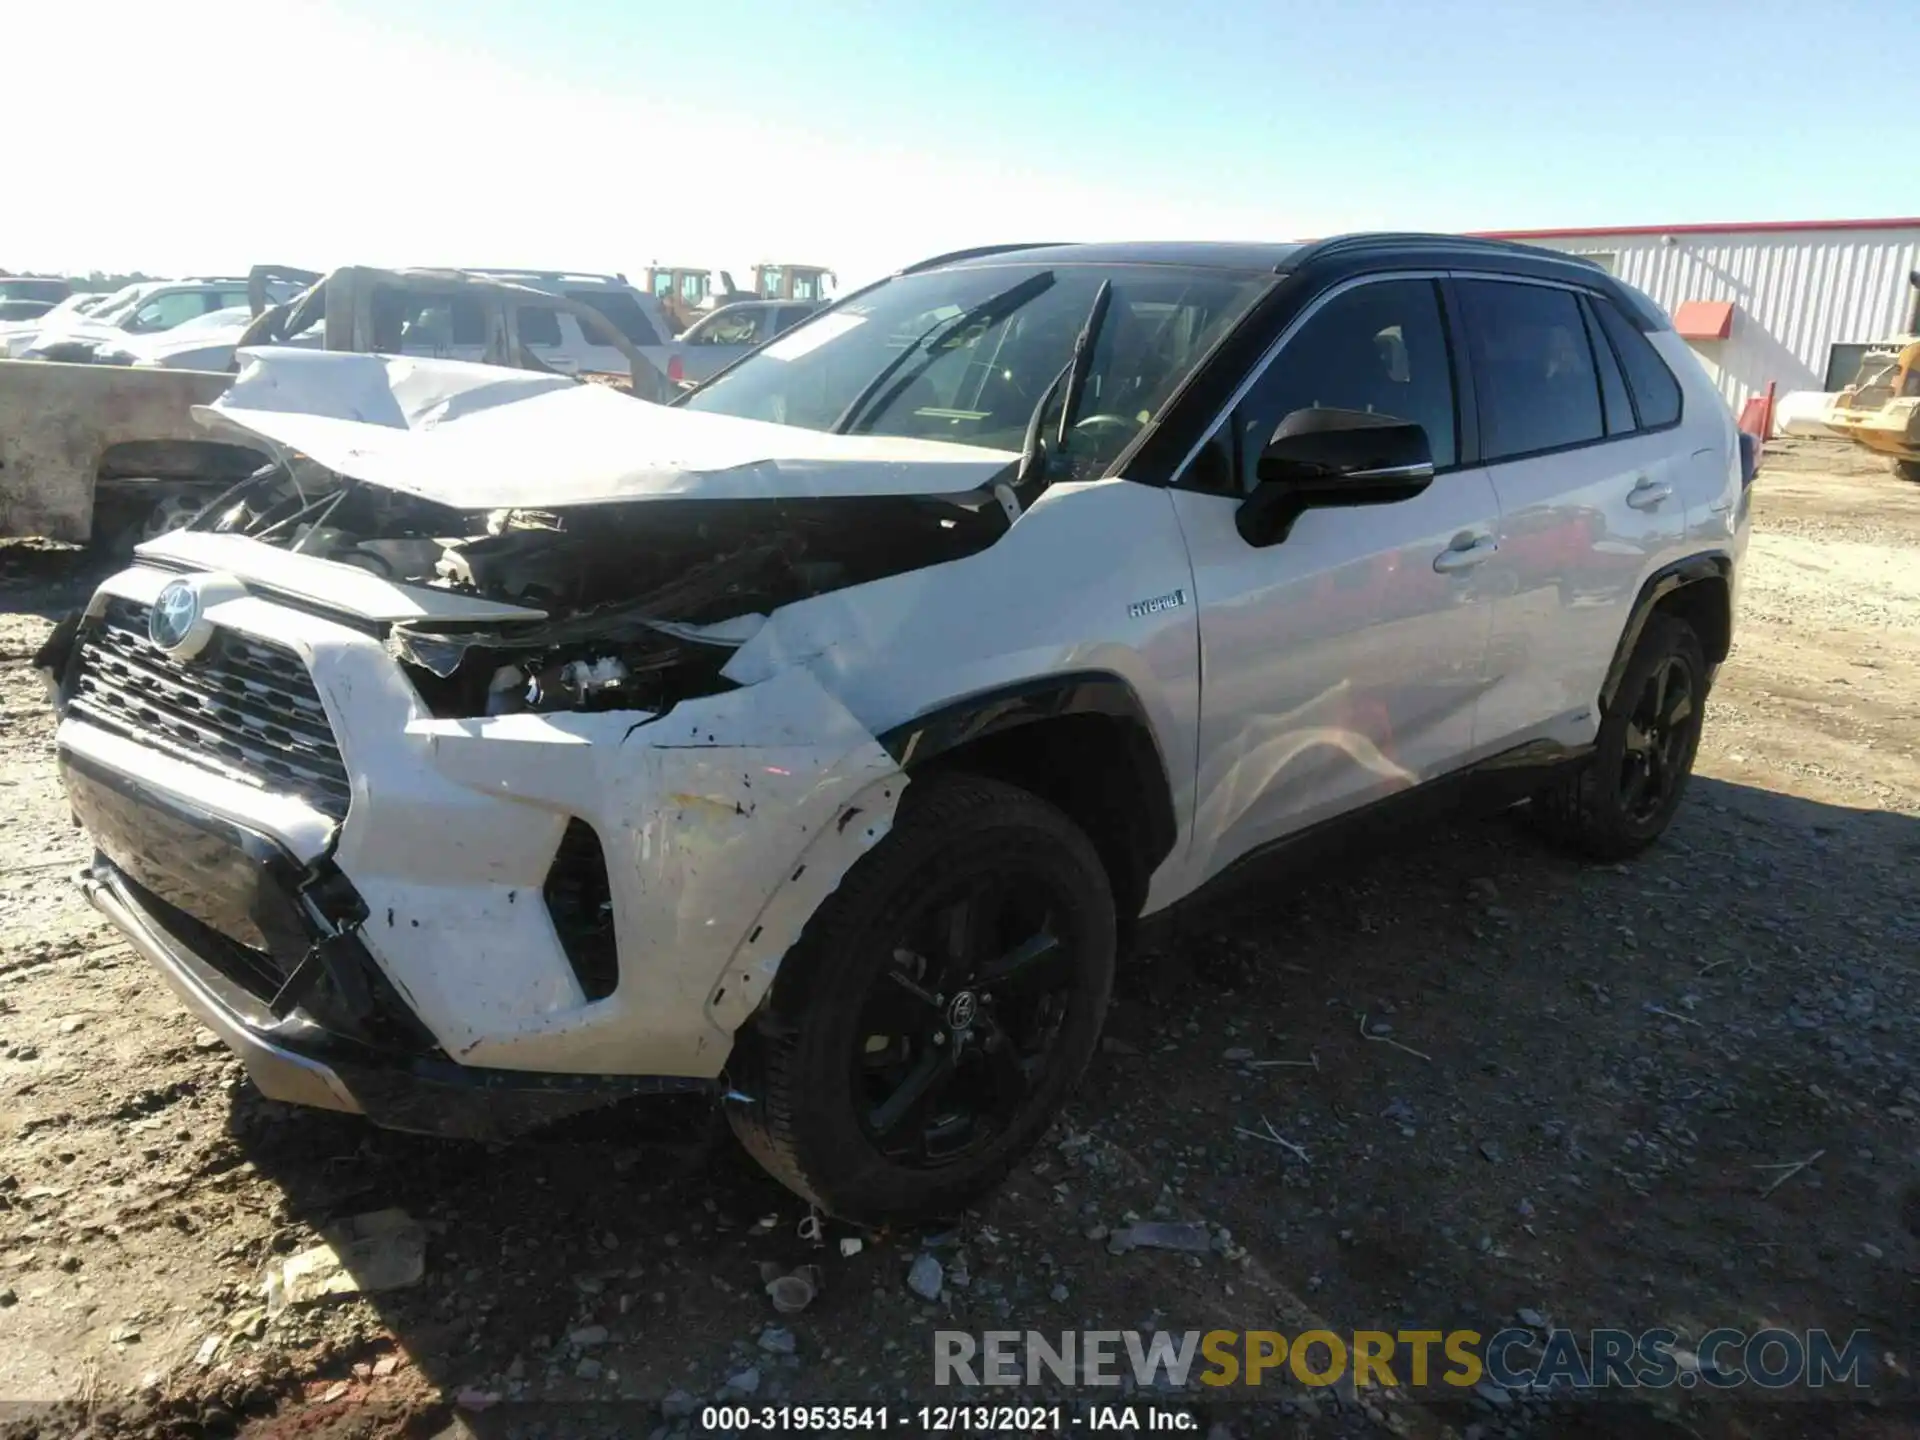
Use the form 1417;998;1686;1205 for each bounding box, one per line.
204;775;1920;1435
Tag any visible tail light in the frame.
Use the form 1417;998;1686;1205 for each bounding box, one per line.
667;353;684;385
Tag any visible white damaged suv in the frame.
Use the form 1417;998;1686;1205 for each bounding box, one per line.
39;237;1751;1220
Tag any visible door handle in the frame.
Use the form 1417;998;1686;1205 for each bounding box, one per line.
1432;535;1497;574
1626;477;1673;510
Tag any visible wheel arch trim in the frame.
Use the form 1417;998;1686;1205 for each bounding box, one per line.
1599;552;1733;712
876;670;1180;875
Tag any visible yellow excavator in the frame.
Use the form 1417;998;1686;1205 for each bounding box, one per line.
1820;270;1920;481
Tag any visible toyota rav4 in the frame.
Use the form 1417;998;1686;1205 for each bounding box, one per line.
37;235;1752;1221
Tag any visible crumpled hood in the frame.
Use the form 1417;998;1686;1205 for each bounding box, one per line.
202;348;1020;509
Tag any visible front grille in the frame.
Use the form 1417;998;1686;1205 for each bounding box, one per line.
69;597;352;820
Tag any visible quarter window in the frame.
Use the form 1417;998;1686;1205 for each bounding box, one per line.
1580;296;1636;436
1232;278;1458;491
1591;294;1683;429
1457;280;1602;461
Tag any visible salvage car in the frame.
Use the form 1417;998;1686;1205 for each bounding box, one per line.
0;288;112;356
38;236;1750;1221
20;276;300;364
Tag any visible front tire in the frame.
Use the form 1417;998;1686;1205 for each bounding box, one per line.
726;774;1116;1222
1528;613;1707;861
1894;458;1920;483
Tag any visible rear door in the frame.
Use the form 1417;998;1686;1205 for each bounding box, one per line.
1170;275;1503;879
1457;276;1686;753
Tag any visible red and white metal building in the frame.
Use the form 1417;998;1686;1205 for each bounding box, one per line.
1472;218;1920;413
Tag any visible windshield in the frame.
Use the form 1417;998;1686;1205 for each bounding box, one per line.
83;285;148;325
682;263;1268;477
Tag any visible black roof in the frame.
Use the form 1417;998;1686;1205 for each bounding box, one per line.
904;233;1665;328
920;241;1305;274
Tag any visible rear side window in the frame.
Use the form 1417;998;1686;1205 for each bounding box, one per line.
566;290;662;347
1234;277;1459;490
1580;296;1635;436
1457;280;1602;461
1591;295;1683;429
519;305;563;346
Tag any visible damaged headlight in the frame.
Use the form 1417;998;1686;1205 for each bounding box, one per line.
387;614;759;720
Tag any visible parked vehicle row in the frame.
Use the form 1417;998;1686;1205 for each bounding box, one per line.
3;268;823;389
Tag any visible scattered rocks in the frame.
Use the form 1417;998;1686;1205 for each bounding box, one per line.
263;1209;424;1312
570;1325;609;1347
573;1358;602;1382
725;1365;762;1396
1516;1308;1546;1328
1107;1220;1212;1256
1478;1140;1504;1164
759;1326;797;1356
662;1389;700;1419
906;1254;944;1301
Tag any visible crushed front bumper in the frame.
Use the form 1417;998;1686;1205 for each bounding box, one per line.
52;556;906;1124
69;749;714;1140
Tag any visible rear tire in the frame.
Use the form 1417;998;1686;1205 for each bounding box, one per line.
1527;613;1707;861
726;773;1115;1223
1894;459;1920;483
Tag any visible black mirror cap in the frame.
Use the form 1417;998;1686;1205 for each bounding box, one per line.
1256;406;1435;487
1239;407;1435;548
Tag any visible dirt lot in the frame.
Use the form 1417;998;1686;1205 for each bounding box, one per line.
0;439;1916;1439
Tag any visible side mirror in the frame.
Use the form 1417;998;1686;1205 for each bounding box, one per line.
1237;407;1435;546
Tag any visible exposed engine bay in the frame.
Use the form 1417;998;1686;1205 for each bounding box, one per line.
197;456;1010;719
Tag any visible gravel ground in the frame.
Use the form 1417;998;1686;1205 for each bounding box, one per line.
0;438;1915;1439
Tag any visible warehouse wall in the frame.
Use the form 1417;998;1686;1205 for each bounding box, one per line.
1519;227;1920;412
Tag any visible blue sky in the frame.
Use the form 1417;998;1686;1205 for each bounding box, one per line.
11;0;1916;285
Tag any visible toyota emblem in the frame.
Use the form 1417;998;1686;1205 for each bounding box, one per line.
148;580;202;652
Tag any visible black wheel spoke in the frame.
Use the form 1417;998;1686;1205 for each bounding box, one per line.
1663;681;1694;729
869;1044;957;1140
975;929;1069;999
863;962;942;1036
937;875;1004;977
1621;759;1651;811
978;1021;1032;1107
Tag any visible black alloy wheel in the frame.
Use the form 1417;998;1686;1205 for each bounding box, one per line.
726;774;1116;1222
855;869;1076;1167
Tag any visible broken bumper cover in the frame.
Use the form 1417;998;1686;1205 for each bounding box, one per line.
69;760;714;1141
72;817;721;1144
55;561;906;1105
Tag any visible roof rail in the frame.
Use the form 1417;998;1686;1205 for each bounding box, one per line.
463;268;630;286
898;243;1065;275
1283;231;1601;272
